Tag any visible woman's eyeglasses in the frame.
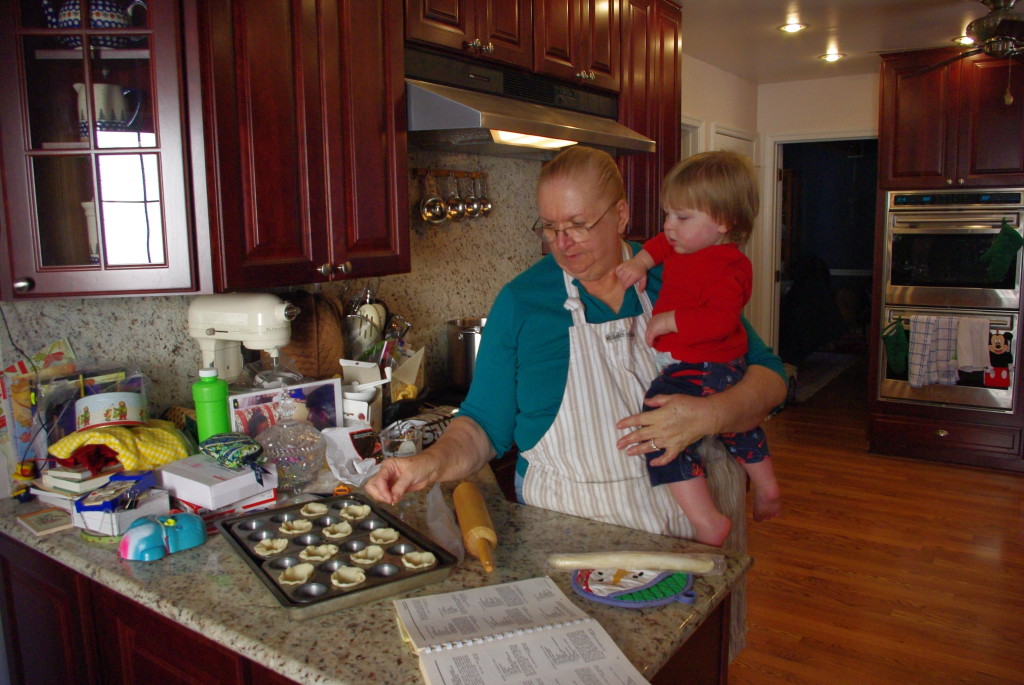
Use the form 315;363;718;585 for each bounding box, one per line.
532;201;617;243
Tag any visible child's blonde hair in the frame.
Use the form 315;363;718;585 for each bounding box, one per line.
660;150;758;244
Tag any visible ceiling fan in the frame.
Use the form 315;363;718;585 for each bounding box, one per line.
911;0;1024;76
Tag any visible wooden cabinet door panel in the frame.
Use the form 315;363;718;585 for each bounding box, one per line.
534;0;580;82
580;0;619;91
91;583;250;684
0;536;97;685
878;50;960;189
327;0;409;276
957;55;1024;186
199;0;329;291
405;0;472;52
479;0;533;69
619;0;679;240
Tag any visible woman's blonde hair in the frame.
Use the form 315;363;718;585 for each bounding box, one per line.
537;146;626;205
661;150;759;244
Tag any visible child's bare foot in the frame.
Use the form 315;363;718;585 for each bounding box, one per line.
692;512;732;547
752;479;782;522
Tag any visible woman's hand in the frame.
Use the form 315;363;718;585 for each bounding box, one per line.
364;453;439;506
616;393;717;466
364;416;496;505
616;365;786;467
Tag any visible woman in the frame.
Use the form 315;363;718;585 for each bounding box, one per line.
366;146;785;538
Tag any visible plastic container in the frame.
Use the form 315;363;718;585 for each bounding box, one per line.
192;368;231;441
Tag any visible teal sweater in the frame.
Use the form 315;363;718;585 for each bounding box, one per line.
459;242;785;458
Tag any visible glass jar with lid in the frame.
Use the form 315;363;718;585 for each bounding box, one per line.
256;393;327;495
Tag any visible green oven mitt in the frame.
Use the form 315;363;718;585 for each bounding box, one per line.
980;218;1024;282
881;317;908;374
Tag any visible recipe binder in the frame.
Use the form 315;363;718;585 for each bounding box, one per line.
393;576;646;685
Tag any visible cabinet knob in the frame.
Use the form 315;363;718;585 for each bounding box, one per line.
957;178;965;185
946;179;953;185
12;278;34;293
335;261;352;275
317;263;334;277
482;42;494;54
463;38;482;51
935;429;949;437
575;70;589;80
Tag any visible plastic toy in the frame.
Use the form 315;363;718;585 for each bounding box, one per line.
118;513;207;562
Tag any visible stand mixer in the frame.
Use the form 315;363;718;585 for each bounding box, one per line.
187;294;300;383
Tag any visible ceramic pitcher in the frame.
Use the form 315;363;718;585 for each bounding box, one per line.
73;83;141;139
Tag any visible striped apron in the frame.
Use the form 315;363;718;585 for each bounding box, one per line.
519;246;749;656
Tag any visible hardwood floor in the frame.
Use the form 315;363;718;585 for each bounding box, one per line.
730;357;1024;685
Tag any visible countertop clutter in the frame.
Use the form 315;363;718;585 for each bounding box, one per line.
0;471;750;684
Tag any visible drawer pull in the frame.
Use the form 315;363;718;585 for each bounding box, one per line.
935;429;949;437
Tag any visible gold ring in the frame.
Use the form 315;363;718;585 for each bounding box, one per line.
648;438;658;451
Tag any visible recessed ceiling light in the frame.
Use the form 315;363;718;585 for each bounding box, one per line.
779;23;807;33
953;35;975;46
819;53;845;63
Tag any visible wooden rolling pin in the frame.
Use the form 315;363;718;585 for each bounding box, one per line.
453;481;497;572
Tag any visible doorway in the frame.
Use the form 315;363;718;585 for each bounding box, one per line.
776;138;877;402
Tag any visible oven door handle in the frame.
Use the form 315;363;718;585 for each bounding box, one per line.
890;225;1006;234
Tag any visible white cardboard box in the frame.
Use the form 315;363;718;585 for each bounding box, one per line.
156;453;278;511
71;488;171;536
173;488;278;533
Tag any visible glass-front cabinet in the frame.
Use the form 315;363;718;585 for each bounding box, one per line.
0;0;199;297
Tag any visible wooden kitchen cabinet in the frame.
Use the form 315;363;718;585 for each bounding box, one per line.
194;0;409;291
879;47;1024;189
0;533;296;685
618;0;681;240
405;0;533;70
534;0;620;92
0;0;202;298
0;532;98;684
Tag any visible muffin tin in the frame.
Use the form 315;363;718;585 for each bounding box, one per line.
217;493;457;619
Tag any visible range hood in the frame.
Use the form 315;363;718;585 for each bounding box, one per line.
405;49;655;159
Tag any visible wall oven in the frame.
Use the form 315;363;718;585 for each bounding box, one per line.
879;189;1024;412
883;189;1024;309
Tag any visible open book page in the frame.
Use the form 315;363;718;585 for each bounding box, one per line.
417;619;648;685
394;576;591;651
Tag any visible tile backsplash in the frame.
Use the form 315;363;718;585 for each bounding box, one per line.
0;150;542;413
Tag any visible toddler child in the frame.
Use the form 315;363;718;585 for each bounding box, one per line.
615;150;782;546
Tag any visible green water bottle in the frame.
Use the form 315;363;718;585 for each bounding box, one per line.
192;368;230;442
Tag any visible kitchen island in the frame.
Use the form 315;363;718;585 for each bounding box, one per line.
0;473;749;684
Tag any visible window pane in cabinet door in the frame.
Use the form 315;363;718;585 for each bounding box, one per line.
86;35;154;149
31;155;97;266
96;152;165;265
23;35;87;150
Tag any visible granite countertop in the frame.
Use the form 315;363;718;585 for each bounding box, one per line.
0;471;751;684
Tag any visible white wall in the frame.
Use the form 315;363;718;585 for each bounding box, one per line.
680;55;758;133
758;73;879;135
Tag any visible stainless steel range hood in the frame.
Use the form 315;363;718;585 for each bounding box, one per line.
405;50;655;159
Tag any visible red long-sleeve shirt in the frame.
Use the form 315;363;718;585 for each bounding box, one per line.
643;235;751;363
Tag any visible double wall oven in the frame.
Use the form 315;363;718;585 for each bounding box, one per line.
880;189;1024;411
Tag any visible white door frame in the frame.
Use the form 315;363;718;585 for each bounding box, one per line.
753;129;877;350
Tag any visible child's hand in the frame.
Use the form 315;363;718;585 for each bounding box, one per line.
645;311;676;347
614;259;648;292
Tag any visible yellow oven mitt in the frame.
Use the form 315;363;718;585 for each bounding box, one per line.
48;419;191;470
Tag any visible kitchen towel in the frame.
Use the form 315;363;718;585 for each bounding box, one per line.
908;315;960;387
935;316;959;385
956;317;991;372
